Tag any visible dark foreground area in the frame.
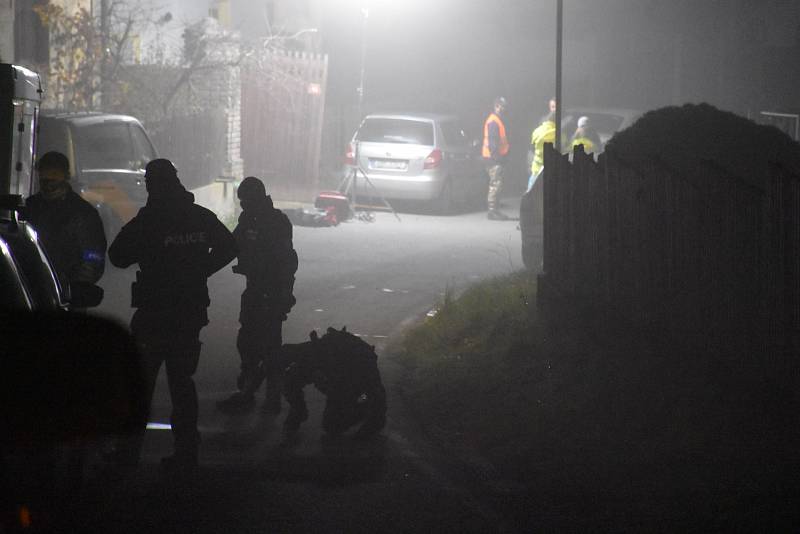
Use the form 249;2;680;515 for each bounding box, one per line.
2;273;798;532
0;293;516;534
398;271;800;531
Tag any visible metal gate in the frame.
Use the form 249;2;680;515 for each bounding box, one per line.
241;50;328;201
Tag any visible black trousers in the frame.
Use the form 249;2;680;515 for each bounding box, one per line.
131;308;205;457
237;291;284;395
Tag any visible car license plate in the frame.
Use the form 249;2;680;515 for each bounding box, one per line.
371;159;408;171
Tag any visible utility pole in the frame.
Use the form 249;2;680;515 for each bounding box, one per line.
555;0;563;152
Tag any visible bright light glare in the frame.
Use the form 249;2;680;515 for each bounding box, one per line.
146;422;172;430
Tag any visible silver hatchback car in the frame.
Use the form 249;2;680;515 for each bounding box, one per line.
345;113;485;213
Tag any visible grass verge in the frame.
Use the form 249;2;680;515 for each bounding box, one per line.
396;271;799;529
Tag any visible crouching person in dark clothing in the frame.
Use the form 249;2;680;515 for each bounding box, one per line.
107;159;236;475
217;176;297;415
282;327;387;440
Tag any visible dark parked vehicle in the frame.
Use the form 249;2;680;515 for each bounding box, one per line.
0;232;34;310
38;112;158;238
1;65;102;310
0;200;66;311
1;195;103;311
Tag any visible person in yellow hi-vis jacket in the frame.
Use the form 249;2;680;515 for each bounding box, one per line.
527;111;556;192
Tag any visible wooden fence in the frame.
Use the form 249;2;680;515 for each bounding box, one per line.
540;144;800;351
241;50;328;201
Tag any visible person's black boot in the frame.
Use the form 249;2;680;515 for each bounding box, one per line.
262;372;283;415
282;406;308;434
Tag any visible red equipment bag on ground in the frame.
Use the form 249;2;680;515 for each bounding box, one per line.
314;191;351;223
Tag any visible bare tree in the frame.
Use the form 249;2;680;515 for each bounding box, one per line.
158;19;314;116
157;17;243;115
34;0;168;110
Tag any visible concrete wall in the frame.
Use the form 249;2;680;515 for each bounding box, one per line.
191;181;237;225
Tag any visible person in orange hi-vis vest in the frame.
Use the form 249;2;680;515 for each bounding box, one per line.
482;96;511;220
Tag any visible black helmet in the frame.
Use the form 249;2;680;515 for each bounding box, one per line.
144;158;181;195
238;176;267;201
145;158;177;180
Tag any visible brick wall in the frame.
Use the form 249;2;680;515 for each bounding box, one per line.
107;19;244;187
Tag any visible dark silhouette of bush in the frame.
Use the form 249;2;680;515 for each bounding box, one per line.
606;103;800;185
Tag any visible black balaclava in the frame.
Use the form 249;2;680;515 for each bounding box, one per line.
37;151;71;201
237;176;271;212
144;158;184;202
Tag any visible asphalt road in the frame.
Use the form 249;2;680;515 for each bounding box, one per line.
85;201;524;533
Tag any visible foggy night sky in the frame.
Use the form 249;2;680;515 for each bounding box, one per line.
165;0;800;170
307;1;800;171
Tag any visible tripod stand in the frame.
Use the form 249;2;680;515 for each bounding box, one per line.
338;141;401;222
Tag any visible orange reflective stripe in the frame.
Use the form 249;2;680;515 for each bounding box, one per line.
482;117;492;158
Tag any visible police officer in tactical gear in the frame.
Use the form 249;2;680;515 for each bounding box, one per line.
217;176;298;415
108;158;236;474
281;327;386;440
26;151;107;290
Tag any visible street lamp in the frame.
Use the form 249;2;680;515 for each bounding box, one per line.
357;7;368;117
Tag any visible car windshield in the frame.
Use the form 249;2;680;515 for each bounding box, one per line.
74;122;154;170
356;118;434;145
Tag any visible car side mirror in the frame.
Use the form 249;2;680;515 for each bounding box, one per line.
67;282;104;308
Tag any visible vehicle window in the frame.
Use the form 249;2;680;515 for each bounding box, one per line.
356;118;434;145
129;124;157;170
440;121;469;147
74;122;134;170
